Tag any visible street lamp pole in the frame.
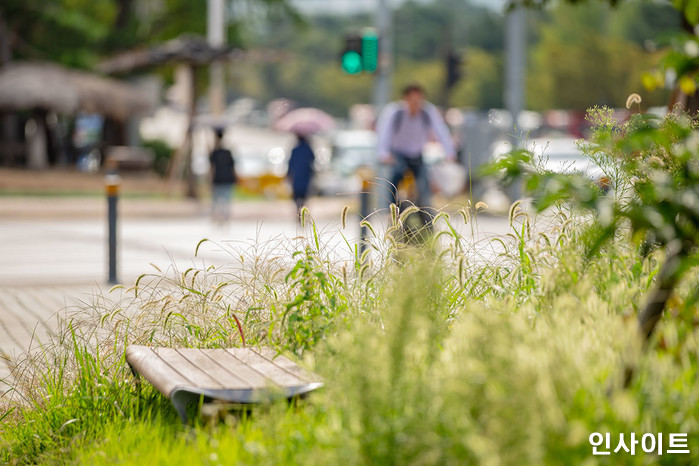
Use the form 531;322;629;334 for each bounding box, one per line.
505;0;526;201
373;0;393;113
505;0;526;144
207;0;226;115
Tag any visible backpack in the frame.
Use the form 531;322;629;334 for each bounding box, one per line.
391;107;431;136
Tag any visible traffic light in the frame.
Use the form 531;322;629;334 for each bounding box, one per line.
341;34;363;75
446;51;463;89
361;30;379;73
340;30;379;75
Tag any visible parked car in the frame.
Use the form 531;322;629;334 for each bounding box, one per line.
234;146;289;198
490;136;610;190
315;130;378;196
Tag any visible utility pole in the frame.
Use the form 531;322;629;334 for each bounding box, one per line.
372;0;394;212
207;0;226;115
505;1;525;145
505;0;526;201
373;0;393;113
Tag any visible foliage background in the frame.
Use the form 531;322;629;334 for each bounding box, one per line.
0;0;682;115
235;0;679;114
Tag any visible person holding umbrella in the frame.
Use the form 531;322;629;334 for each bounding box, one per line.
275;107;335;222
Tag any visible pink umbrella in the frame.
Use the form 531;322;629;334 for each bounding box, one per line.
274;107;336;136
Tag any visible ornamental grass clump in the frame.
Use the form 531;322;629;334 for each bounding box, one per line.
311;251;645;464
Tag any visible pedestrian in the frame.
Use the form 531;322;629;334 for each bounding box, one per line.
376;83;456;208
286;133;315;222
209;128;236;225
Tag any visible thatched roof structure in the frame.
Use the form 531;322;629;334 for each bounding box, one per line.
97;34;286;74
97;35;241;74
0;61;155;120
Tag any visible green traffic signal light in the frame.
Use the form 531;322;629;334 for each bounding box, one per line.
361;33;378;73
342;50;363;75
340;30;379;75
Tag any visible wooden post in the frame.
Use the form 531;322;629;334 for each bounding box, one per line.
26;111;48;170
167;64;199;199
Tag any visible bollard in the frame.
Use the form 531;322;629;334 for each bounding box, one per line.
356;165;374;256
105;166;121;285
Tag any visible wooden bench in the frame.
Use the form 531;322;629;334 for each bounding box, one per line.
105;146;155;172
125;345;323;422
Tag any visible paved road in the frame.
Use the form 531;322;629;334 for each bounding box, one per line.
0;195;515;399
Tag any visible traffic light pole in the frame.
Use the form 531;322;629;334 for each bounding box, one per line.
373;0;393;112
372;0;394;213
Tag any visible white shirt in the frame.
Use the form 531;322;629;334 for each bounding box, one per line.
376;101;455;162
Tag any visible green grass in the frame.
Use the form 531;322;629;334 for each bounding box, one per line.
1;202;698;464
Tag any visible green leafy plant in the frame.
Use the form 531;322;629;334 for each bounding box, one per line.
279;247;348;356
489;108;699;342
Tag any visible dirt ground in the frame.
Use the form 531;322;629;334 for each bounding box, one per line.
0;167;175;196
0;167;356;220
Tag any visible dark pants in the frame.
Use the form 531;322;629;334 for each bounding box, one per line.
293;185;310;224
388;152;431;208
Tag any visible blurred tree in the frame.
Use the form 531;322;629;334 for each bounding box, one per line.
237;12;373;114
244;1;507;114
394;0;505;60
0;0;116;68
393;2;446;61
394;59;445;99
0;0;299;69
450;48;504;109
608;0;681;46
517;0;699;114
195;0;684;116
527;1;671;110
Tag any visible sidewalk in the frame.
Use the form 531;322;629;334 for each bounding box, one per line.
0;285;98;398
0;192;358;400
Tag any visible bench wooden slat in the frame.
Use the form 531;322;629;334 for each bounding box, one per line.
208;349;271;388
252;347;318;384
227;348;306;387
187;348;256;389
154;348;225;389
125;346;192;397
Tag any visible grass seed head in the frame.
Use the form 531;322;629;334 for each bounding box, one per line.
625;93;642;110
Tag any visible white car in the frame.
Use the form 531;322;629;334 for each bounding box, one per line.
315;130;378;196
490;136;609;189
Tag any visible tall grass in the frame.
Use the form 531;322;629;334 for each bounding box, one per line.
1;202;698;464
